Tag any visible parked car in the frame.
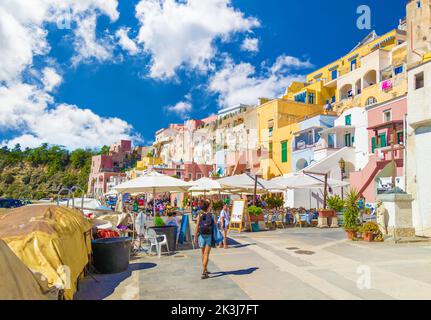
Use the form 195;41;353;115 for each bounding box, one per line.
0;199;25;209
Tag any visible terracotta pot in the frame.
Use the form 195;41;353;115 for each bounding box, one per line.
345;230;357;240
363;232;374;242
250;214;264;223
319;209;336;218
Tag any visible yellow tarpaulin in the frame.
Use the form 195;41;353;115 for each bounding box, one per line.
0;239;57;300
0;205;92;300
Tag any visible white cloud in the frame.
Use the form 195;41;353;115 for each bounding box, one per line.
208;55;313;107
116;27;139;56
71;13;115;65
0;0;142;150
42;67;63;92
0;1;120;82
241;37;259;52
165;101;193;120
135;0;260;79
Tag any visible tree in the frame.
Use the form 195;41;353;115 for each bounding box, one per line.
100;145;110;155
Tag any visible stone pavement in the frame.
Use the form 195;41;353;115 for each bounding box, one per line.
75;228;431;300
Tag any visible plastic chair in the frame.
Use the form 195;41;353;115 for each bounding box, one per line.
147;229;170;258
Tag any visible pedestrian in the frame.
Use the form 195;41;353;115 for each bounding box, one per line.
217;204;230;249
194;201;214;279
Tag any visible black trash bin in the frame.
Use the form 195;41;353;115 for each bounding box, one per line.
91;237;131;274
149;226;177;253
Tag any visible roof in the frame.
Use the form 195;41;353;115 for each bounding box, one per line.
367;120;404;131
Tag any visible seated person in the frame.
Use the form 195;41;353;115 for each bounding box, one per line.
166;211;181;237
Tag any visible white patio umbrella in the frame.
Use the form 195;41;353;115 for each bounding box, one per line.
188;178;222;193
218;173;283;192
272;173;350;189
114;171;195;215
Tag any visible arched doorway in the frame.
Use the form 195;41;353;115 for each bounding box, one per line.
296;158;309;171
363;70;377;88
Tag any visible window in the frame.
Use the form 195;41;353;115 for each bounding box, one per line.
345;133;352;147
345;115;352;126
197;173;203;179
331;96;336;103
371;137;377;153
366;97;378;106
308;92;315;104
379;133;388;148
351;59;357;71
281;141;288;163
268;127;274;137
383;110;392;123
415;72;424;89
269;142;273;159
397;132;404;144
328;134;335;148
417;1;422;8
394;65;404;75
331;70;338;80
294;92;307;103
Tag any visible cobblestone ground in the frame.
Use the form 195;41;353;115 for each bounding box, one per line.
75;228;431;300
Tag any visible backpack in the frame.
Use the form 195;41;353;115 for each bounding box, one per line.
199;213;213;235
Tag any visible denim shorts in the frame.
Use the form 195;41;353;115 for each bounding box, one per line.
198;234;212;248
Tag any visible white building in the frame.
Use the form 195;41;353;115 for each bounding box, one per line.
406;0;431;237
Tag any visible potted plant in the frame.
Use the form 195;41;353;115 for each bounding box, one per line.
342;189;361;240
248;205;264;223
362;221;381;242
327;195;345;213
212;200;223;211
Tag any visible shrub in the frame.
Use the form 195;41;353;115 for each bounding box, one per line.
342;189;360;231
327;195;345;212
362;221;380;234
248;205;263;217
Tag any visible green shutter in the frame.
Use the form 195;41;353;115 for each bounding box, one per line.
345;115;352;126
371;137;376;153
379;134;387;148
281;141;288;163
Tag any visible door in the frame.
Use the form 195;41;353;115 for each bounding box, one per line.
345;133;352;147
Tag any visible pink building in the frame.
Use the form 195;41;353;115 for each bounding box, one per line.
350;96;407;203
88;140;133;196
152;162;214;181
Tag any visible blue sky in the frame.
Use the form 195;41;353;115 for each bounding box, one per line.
0;0;407;149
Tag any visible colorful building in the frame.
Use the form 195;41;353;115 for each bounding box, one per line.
257;98;325;179
350;96;407;203
286;27;407;114
87;140;133;196
406;0;431;236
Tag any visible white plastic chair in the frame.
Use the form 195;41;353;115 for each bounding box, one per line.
147;229;169;258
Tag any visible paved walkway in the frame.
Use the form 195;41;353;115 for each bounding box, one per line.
75;228;431;300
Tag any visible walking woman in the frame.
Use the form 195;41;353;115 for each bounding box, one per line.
194;201;215;280
217;204;230;249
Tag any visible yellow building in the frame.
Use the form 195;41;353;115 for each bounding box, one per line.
257;99;324;179
286;28;408;114
136;156;163;171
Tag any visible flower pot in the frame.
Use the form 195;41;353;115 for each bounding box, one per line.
318;209;336;219
363;232;374;242
250;214;264;223
345;230;357;240
251;222;260;232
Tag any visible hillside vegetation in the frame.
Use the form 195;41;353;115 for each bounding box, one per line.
0;144;105;200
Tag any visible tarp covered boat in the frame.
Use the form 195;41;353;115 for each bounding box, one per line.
0;239;58;300
0;205;92;300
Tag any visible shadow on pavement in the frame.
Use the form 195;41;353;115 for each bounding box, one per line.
227;238;256;249
209;267;259;279
75;262;157;300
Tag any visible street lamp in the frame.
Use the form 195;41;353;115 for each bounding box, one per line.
338;158;346;200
